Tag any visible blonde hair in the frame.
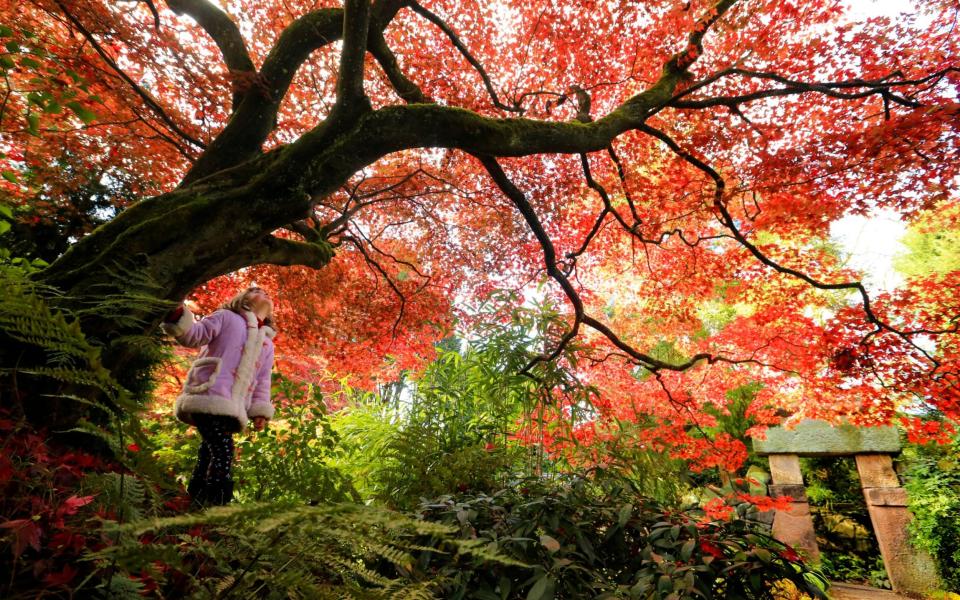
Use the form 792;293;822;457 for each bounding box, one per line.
221;286;275;328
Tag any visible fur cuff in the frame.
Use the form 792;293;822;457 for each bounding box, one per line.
161;306;195;338
247;402;275;420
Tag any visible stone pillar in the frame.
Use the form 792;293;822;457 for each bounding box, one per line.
767;454;820;564
855;454;940;595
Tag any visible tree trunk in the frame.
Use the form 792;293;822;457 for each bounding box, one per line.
4;166;330;428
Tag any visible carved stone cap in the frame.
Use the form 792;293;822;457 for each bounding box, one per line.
753;419;900;456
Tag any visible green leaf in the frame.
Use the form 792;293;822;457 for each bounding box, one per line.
754;548;771;563
1;171;17;184
680;539;696;561
618;503;633;527
0;221;10;235
26;112;39;136
0;25;13;37
26;91;45;107
0;55;13;70
525;576;555;600
19;56;40;69
67;101;97;124
657;575;673;594
4;40;19;53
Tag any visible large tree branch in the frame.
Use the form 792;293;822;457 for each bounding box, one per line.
258;235;335;268
165;0;256;111
181;0;404;186
664;67;958;112
58;0;739;281
337;0;372;107
211;235;336;279
185;0;741;185
250;0;741;206
368;31;430;104
187;0;737;186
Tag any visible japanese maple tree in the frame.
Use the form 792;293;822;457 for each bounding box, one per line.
1;0;958;460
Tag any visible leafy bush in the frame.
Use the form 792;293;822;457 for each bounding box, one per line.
0;413;169;598
233;375;359;503
409;474;827;600
0;253;181;597
330;333;551;509
330;308;692;509
902;436;960;590
818;551;889;590
0;410;504;599
143;374;359;505
333;399;525;509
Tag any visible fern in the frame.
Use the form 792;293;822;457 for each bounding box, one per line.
0;262;135;410
88;502;516;599
92;573;145;600
81;472;150;522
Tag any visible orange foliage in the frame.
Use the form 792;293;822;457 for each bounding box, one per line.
2;0;959;463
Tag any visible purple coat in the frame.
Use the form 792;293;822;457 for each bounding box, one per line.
162;307;275;431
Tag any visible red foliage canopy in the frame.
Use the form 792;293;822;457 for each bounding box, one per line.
2;0;958;460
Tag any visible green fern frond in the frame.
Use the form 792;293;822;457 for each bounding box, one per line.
89;501;521;598
82;472;148;522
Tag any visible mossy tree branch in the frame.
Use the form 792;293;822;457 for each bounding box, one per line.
47;0;741;300
336;0;372;107
181;0;404;185
165;0;256;111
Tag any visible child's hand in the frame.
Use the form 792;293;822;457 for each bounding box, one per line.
252;417;268;431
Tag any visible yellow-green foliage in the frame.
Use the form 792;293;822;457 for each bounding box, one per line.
894;202;960;278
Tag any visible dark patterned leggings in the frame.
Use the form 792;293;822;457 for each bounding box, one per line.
191;414;235;484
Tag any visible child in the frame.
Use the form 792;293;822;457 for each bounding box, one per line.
162;286;276;506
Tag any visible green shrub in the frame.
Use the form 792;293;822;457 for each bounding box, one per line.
902;436;960;590
142;374;360;505
800;457;889;589
234;375;359;503
333;400;525;509
818;551;889;590
408;473;828;599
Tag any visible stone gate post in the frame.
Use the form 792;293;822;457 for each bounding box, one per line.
855;454;939;595
754;419;941;596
